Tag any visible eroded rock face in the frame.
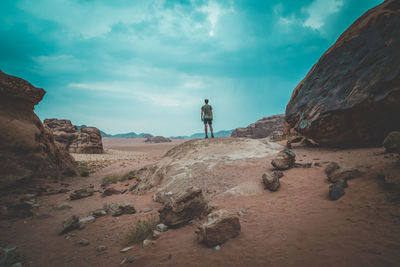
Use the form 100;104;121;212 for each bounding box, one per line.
0;70;76;190
285;0;400;147
158;186;209;228
231;114;285;139
383;131;400;153
144;136;171;143
44;119;103;154
196;209;241;247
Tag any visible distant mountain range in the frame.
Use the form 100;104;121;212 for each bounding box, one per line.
80;125;234;139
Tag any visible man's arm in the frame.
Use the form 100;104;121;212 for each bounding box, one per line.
210;108;213;120
201;108;204;121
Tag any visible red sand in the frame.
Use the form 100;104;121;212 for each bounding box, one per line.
1;138;400;267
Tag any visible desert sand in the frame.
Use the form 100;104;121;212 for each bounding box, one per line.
1;137;400;267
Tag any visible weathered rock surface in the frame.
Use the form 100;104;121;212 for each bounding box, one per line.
158;186;209;228
101;188;121;197
285;0;400;147
383;131;400;153
329;179;348;201
262;171;281;191
196;209;241;247
44;119;103;154
271;149;296;170
231;114;285;139
325;162;341;176
136;138;282;198
144;136;172;143
59;215;80;235
0;71;76;190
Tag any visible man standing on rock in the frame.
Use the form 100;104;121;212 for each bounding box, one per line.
201;99;214;138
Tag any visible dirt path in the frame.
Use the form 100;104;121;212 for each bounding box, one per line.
1;139;400;267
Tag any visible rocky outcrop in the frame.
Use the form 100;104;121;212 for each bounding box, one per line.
285;0;400;147
144;136;171;143
271;149;296;170
196;209;241;247
44;119;103;154
0;70;76;190
231;114;285;139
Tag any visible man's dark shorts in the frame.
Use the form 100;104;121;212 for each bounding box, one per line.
204;119;212;125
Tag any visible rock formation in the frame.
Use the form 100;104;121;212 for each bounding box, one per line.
383;131;400;153
0;70;76;190
285;0;400;147
44;119;103;154
231;114;285;139
144;136;172;143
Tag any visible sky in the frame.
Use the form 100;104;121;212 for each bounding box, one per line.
0;0;383;136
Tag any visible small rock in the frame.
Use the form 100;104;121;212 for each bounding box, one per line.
262;172;280;191
59;215;80;235
128;184;138;192
31;204;41;208
314;162;321;166
142;208;152;213
294;163;312;168
120;246;134;253
79;215;95;224
70;189;94;200
271;149;296;170
215;245;221;251
329;180;348;201
237;210;246;216
101;188;121;198
152;230;161;240
383;131;400;153
0;247;22;266
325;162;340;176
75;238;89;247
96;246;107;253
110;203;136;217
91;209;107;218
327;167;364;183
156;224;168;232
143;239;151;247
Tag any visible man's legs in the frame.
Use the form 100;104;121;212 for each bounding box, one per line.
204;123;208;138
209;123;214;138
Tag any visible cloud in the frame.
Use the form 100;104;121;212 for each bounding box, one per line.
302;0;344;30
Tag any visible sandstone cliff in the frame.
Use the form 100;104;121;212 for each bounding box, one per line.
285;0;400;147
0;70;76;190
231;114;285;139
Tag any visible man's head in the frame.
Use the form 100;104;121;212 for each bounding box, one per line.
205;99;209;104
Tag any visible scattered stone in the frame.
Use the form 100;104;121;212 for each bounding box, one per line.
101;188;121;197
271;149;296;170
120;246;134;253
128;184;138;192
65;233;76;240
196;209;241;247
59;215;80;235
69;189;94;200
215;245;221;251
91;209;107;218
156;224;168;232
142;208;152;213
75;238;89;247
327;167;364;183
145;136;172;143
262;172;280;192
120;257;134;265
143;239;151;247
152;230;161;240
110;203;136;217
325;162;340;176
158;186;209;227
237;210;246;216
96;246;107;253
294;163;312;168
79;215;95;224
32;204;41;208
0;247;23;267
120;189;127;194
314;162;321;167
329;180;348;201
383;131;400;153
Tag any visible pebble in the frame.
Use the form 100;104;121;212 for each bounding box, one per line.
237;210;246;216
96;246;107;253
156;224;168;232
75;238;89;247
215;245;221;251
120;257;134;265
152;230;161;240
142;208;153;213
120;246;134;253
143;239;151;247
79;216;96;224
53;203;73;211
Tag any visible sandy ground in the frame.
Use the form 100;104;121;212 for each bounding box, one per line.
1;137;400;267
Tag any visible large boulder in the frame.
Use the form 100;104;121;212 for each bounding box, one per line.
383;131;400;153
45;120;103;154
0;70;76;190
70;127;103;154
196;209;241;247
284;0;400;147
158;186;209;228
271;149;296;170
231;114;285;139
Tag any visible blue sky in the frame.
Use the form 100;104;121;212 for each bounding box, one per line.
1;0;382;136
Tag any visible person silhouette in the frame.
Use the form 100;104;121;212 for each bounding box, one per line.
201;99;214;138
